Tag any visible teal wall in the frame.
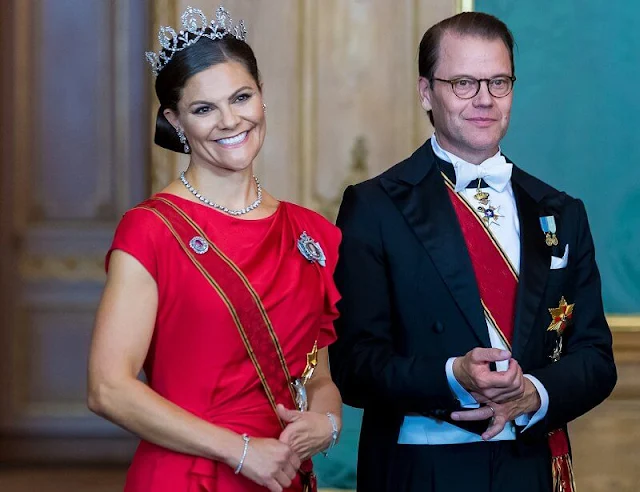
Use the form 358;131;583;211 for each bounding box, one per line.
313;405;361;488
476;0;640;313
316;2;640;487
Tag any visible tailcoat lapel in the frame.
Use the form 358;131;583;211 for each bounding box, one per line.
510;166;552;359
380;141;490;347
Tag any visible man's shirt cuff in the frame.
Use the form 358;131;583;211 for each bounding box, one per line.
515;374;549;430
445;357;479;408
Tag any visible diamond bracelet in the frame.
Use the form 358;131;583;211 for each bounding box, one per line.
234;433;251;474
322;412;339;457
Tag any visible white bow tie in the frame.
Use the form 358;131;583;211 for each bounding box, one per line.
452;154;513;193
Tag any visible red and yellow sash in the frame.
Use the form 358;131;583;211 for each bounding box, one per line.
442;174;576;492
137;196;316;492
443;176;518;349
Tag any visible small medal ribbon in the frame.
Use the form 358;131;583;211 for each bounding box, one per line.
539;215;559;246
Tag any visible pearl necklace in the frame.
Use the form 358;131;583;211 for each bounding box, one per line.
179;171;262;216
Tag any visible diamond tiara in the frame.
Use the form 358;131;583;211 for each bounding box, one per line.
145;5;247;77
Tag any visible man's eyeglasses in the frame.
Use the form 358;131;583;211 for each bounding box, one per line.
432;76;516;99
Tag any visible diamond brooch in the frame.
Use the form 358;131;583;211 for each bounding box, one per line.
189;236;209;255
297;232;326;267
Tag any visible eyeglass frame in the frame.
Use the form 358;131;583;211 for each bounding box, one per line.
431;75;517;99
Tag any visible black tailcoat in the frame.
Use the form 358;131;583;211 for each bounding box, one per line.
329;140;616;492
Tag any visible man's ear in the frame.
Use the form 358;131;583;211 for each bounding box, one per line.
418;77;432;112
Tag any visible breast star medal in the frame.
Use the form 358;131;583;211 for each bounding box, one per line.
472;182;501;227
478;205;502;227
300;340;318;384
547;296;574;362
291;341;318;412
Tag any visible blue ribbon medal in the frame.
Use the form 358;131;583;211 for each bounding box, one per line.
539;216;559;247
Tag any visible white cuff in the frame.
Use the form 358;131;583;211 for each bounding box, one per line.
515;374;549;430
445;357;479;409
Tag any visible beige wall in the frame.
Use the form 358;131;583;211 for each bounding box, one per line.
149;0;454;220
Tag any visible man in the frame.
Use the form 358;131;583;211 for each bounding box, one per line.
329;12;616;492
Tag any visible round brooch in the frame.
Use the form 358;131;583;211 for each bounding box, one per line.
189;236;209;255
297;231;326;267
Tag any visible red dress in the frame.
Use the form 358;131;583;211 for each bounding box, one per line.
107;194;341;491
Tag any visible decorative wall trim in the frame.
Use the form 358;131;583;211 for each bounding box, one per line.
298;0;318;211
412;0;425;149
607;315;640;332
149;0;181;194
11;1;140;224
456;0;475;12
0;437;137;463
23;402;92;418
612;330;640;364
91;1;116;220
12;0;33;234
113;0;132;213
19;255;105;282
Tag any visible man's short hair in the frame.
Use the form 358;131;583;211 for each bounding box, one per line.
419;12;516;125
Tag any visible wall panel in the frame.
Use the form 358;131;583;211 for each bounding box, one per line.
0;0;149;462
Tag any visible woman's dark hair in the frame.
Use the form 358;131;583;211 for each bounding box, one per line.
154;33;261;153
418;12;515;125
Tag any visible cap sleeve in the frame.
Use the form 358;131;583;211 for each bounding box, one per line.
317;223;342;349
106;207;162;281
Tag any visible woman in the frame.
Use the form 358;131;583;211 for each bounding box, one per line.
87;6;342;492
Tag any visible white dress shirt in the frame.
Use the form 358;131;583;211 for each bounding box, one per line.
397;134;549;445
